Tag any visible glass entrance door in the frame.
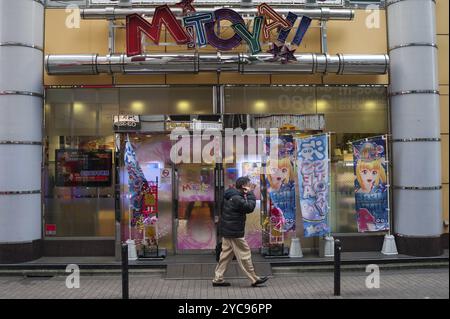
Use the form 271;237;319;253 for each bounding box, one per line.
175;164;216;252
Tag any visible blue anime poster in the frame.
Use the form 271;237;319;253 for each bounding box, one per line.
352;136;389;233
296;134;330;237
265;135;297;233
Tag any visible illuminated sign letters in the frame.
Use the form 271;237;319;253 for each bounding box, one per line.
126;2;311;58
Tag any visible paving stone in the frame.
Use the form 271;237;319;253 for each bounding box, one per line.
0;268;448;299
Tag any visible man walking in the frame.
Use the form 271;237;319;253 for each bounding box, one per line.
213;177;269;287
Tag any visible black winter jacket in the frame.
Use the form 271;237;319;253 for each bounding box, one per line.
219;188;256;238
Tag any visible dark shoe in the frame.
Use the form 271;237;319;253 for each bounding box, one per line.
212;281;231;287
251;276;269;287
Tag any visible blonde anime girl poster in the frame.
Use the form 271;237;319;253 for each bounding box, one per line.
265;136;297;233
352;137;389;233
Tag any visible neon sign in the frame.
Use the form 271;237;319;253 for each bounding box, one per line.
126;2;311;60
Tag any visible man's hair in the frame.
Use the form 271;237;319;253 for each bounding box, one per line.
236;176;251;190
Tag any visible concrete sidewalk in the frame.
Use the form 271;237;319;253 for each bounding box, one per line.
0;267;448;299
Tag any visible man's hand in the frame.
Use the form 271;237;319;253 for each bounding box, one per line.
242;183;256;194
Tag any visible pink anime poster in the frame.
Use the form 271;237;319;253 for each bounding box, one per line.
353;136;389;233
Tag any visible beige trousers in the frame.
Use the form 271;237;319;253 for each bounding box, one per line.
213;237;259;284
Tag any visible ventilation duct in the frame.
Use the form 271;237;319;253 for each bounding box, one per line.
80;7;354;21
45;53;389;75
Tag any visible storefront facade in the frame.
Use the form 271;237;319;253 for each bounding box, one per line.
0;0;448;263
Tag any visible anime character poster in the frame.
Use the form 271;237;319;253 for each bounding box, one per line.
124;137;148;228
265;135;297;233
352;136;389;232
296;134;330;237
124;136;167;243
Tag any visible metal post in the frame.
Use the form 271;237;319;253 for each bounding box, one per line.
327;133;332;238
172;163;178;255
385;134;392;236
121;244;129;299
155;176;159;257
334;239;341;296
320;20;328;54
108;19;116;85
114;134;122;261
261;158;268;255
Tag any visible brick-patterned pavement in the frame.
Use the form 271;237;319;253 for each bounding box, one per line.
0;268;448;299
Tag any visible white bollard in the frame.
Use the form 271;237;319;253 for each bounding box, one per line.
289;237;303;258
126;239;138;261
382;234;398;255
324;236;335;257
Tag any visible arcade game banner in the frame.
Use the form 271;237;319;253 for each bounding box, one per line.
296;134;330;237
352;136;389;233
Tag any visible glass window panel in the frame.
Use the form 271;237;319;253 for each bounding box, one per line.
225;86;388;235
119;87;213;115
318;87;388;233
224;86;317;114
317;86;388;134
43;136;116;238
46;89;73;103
45;89;118;238
45;102;71;137
72;103;98;136
99;104;120;136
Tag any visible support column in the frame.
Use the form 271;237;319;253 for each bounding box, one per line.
387;0;443;256
0;0;44;263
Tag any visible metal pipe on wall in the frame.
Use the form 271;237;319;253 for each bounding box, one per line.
86;0;348;5
45;53;389;75
81;7;354;21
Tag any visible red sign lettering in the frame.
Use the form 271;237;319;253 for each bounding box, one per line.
126;5;190;56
